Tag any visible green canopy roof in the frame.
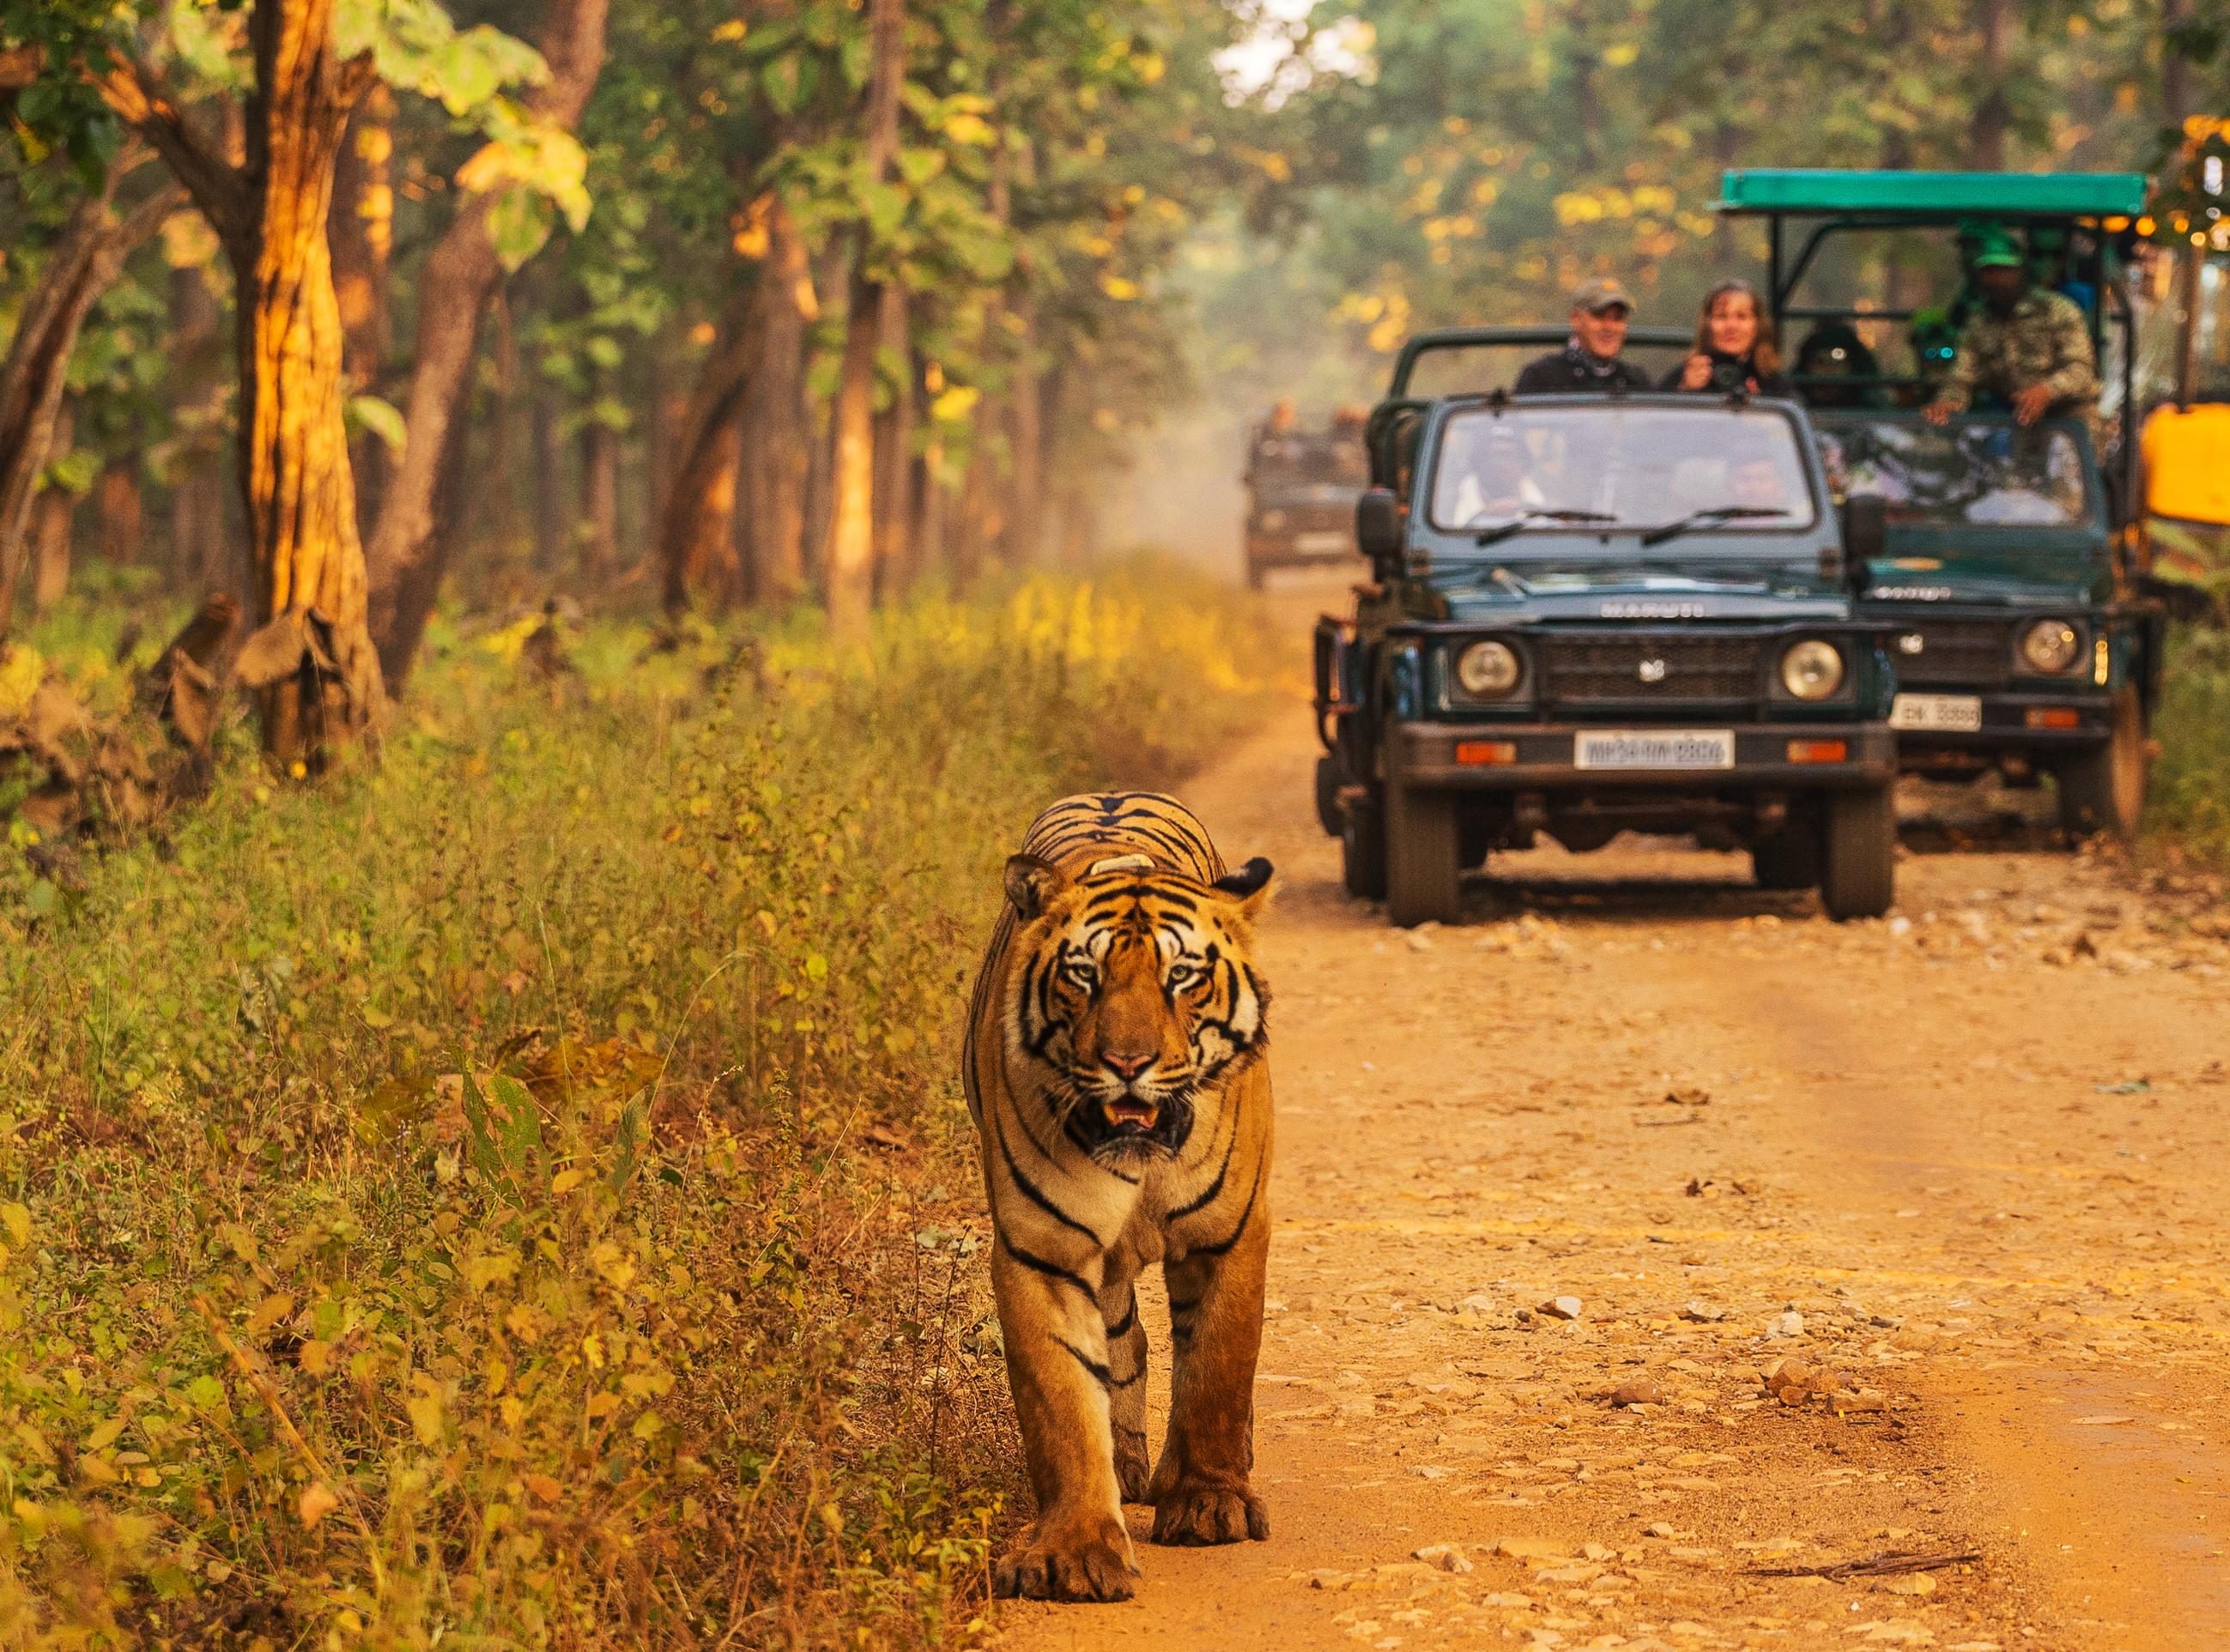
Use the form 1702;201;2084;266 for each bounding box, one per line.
1716;169;2148;220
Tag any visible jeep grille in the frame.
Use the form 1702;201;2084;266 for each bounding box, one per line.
1890;620;2008;688
1541;631;1760;708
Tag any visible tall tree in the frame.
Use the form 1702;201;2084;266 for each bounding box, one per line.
365;0;608;685
823;0;906;638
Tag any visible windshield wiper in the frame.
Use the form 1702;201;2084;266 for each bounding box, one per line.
1470;507;1617;547
1638;505;1789;548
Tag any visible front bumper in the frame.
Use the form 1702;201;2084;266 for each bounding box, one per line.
1390;719;1898;790
1893;691;2111;775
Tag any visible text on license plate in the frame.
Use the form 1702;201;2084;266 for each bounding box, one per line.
1294;530;1348;554
1890;693;1984;733
1573;729;1736;770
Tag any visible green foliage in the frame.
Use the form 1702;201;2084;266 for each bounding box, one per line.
0;567;1282;1645
2150;627;2230;868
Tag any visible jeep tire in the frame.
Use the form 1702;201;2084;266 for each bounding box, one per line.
1385;779;1463;927
2054;686;2147;843
1818;784;1896;922
1341;793;1387;900
1751;829;1820;892
1314;753;1343;837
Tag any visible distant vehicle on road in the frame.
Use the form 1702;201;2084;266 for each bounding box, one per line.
1716;168;2165;840
1315;327;1900;926
1243;409;1370;589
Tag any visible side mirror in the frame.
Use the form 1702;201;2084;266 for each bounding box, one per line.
1836;494;1887;590
1356;487;1403;577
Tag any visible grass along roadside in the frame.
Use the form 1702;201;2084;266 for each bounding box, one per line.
0;564;1287;1647
2148;626;2230;872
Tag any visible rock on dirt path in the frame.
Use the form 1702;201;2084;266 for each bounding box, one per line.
996;641;2230;1652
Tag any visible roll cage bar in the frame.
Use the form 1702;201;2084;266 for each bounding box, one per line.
1369;326;1694;491
1712;169;2145;512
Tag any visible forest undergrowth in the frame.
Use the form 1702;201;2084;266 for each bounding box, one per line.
0;560;1286;1649
2151;627;2230;872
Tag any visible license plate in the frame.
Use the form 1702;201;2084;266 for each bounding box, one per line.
1891;693;1984;734
1573;729;1736;770
1294;530;1348;554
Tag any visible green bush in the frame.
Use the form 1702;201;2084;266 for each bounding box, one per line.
0;566;1282;1648
2150;627;2230;869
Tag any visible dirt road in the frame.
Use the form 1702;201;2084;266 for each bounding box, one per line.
999;592;2230;1651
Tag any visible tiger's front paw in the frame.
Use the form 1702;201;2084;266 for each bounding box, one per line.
992;1515;1140;1602
1149;1478;1270;1546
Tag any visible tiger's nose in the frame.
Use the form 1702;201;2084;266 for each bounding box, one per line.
1102;1050;1154;1080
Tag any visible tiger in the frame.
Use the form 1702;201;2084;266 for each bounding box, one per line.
961;790;1276;1603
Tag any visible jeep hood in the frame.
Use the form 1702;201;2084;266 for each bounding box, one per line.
1433;563;1853;624
1863;533;2108;608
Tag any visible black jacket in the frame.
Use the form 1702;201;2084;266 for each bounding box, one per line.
1514;344;1653;396
1657;350;1792;397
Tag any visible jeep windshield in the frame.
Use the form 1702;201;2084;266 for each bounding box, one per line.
1813;416;2091;529
1427;403;1818;542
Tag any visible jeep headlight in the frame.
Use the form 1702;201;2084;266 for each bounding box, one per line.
2020;618;2081;675
1455;639;1522;699
1779;639;1845;700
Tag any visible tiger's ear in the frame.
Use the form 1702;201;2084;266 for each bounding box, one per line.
1209;856;1276;919
1004;854;1069;920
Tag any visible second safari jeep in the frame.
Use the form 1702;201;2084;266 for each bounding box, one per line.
1316;333;1899;927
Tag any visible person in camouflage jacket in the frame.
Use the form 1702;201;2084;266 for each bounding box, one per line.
1924;231;2098;430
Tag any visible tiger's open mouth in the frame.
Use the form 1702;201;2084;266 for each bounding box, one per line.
1100;1098;1160;1135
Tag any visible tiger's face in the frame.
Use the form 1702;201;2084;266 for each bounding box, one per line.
1003;853;1274;1160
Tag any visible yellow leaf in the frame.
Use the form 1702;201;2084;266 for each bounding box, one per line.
929;384;980;423
0;1203;31;1249
943;112;997;147
585;1391;621;1419
1603;40;1639;66
76;1454;120;1485
83;1417;127;1453
582;1333;606;1371
298;1340;334;1377
550;1167;584;1195
464;1252;520;1292
710;17;747;41
630;1409;664;1440
523;1472;562;1504
245;1292;294;1336
1099;274;1140;301
297;1481;339;1528
407;1390;444;1447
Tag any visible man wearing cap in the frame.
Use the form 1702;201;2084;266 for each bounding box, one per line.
1515;278;1653;395
1924;231;2097;429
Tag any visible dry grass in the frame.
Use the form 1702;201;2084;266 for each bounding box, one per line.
0;560;1286;1648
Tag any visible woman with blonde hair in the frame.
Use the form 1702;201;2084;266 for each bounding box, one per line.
1663;279;1791;396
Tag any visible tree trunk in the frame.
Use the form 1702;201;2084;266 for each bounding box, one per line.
823;0;905;639
532;372;567;571
98;461;143;566
0;160;175;638
221;0;385;765
655;279;769;613
29;403;76;614
476;289;517;554
580;389;619;582
1966;0;2009;171
739;192;814;605
362;0;609;686
167;259;236;602
2163;0;2194;128
333;82;393;530
912;439;945;584
1004;292;1043;566
870;281;914;596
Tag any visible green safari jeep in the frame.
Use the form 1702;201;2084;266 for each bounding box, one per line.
1314;329;1901;927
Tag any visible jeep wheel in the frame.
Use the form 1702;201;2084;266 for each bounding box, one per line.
1341;794;1387;900
1385;780;1463;927
2054;687;2147;843
1313;754;1343;837
1751;830;1820;892
1818;784;1896;922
